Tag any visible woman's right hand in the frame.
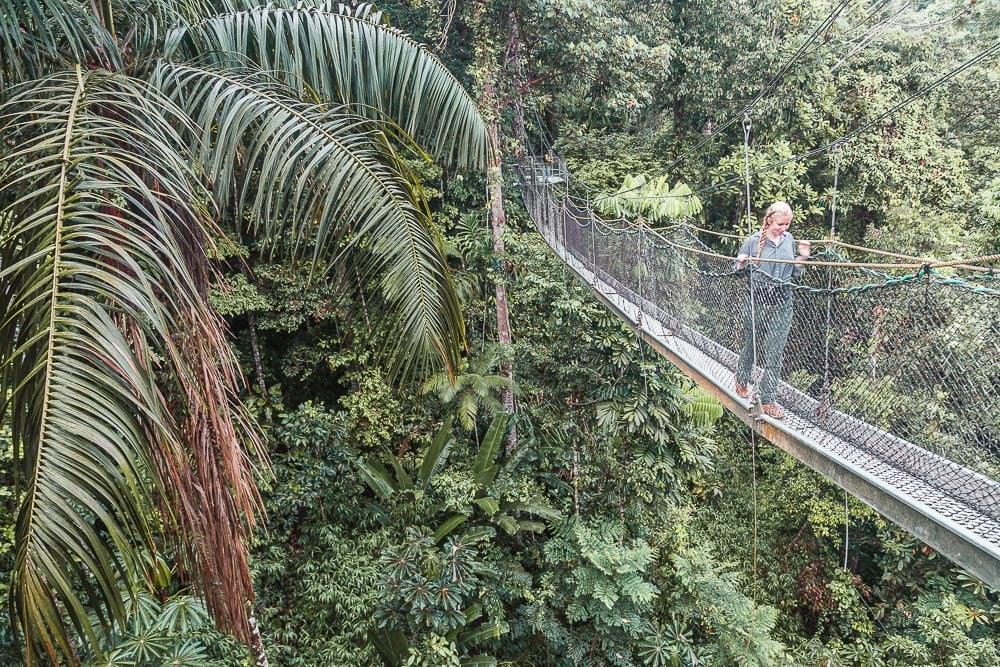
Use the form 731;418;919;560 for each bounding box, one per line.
736;253;749;269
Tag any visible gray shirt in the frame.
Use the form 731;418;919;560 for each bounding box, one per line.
736;232;805;281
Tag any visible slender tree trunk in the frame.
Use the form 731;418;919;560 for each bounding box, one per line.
505;1;529;156
247;313;267;393
485;96;517;452
475;1;517;452
248;612;269;667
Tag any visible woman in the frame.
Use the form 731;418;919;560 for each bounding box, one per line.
733;201;811;419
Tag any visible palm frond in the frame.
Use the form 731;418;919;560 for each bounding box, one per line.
165;1;489;169
152;61;465;374
0;0;120;88
682;385;723;430
0;67;261;663
111;0;246;60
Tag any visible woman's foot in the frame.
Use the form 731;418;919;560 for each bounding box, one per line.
735;381;750;399
760;403;785;419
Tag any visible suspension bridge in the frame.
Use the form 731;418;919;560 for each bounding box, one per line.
517;157;1000;588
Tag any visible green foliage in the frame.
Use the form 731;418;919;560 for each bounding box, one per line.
248;399;385;666
1;0;489;659
666;546;787;666
559;130;676;191
527;518;660;665
83;593;248;667
530;0;675;126
210;273;271;316
680;386;723;431
593;174;702;222
421;350;511;430
5;1;994;665
375;528;496;637
356;413;559;548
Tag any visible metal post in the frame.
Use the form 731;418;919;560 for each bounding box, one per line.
819;144;842;422
637;226;645;329
590;214;598;286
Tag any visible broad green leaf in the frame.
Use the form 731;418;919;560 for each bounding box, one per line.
496;514;519;536
474;497;500;516
434;514;468;543
391;457;415;492
368;627;409;664
518;521;547;533
508;501;562;523
355;458;396;499
461;657;498;667
419;415;455;488
473;413;511;486
458;620;503;648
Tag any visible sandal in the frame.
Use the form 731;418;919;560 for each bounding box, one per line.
760;403;785;419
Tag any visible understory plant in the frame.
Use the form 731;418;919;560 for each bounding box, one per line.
0;0;487;661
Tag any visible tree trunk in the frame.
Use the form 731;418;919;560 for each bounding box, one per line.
248;611;269;667
485;99;518;453
475;0;517;453
505;0;529;156
247;313;267;394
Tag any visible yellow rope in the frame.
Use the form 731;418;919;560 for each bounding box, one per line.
818;239;993;273
640;221;998;270
645;230;1000;269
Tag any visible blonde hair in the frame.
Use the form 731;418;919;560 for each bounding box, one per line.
755;201;793;263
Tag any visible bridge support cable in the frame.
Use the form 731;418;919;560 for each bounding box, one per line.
517;157;1000;588
741;110;761;602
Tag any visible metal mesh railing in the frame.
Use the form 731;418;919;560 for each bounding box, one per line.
518;157;1000;528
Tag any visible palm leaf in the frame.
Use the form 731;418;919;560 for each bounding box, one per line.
682;385;723;429
0;0;120;87
108;1;242;64
152;62;465;375
354;458;397;499
418;415;455;488
165;1;489;169
473;413;511;486
434;514;468;543
0;67;261;662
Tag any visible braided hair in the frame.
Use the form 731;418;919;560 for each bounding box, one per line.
755;201;793;265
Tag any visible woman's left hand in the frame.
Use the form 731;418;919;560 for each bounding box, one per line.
798;240;811;259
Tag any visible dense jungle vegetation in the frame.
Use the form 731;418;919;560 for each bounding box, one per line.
1;0;999;665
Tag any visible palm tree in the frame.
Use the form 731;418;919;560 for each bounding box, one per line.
421;347;512;431
0;1;488;662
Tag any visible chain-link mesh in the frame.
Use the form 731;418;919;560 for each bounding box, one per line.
518;157;1000;548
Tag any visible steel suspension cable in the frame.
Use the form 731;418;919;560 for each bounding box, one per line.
622;39;1000;203
742;111;761;605
591;0;856;204
820;145;842;420
662;1;852;173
